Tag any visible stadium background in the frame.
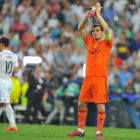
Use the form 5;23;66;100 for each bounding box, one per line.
0;0;140;129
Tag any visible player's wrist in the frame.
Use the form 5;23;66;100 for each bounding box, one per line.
85;12;89;19
96;12;101;17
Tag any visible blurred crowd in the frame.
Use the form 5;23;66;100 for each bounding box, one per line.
0;0;140;124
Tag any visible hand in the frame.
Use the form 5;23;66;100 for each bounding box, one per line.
95;2;102;15
88;0;99;6
87;10;97;19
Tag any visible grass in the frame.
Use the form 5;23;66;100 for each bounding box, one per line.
0;123;140;140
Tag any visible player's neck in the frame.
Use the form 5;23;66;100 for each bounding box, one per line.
94;38;102;42
2;47;9;50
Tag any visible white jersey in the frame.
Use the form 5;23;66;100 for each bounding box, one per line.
0;50;19;79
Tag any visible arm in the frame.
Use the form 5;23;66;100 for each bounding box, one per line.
13;54;19;73
13;67;19;73
77;12;89;38
95;3;110;35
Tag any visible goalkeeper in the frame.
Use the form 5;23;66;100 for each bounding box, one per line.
68;2;113;139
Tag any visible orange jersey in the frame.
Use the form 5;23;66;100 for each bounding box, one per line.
84;34;113;77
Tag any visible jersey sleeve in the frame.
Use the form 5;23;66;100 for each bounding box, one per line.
84;34;92;46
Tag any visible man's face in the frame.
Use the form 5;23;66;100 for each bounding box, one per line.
91;26;103;40
35;65;42;75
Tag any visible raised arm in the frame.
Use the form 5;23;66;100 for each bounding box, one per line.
95;3;110;35
77;12;89;39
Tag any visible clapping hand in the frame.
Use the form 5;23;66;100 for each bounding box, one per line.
87;1;101;19
95;2;102;15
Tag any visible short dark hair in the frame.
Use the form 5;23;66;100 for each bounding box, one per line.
92;24;104;31
0;37;9;47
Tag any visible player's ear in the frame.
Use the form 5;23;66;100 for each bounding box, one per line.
90;30;92;35
101;31;105;36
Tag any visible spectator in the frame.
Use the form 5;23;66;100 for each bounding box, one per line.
25;65;46;124
109;75;124;95
118;61;134;88
129;32;140;53
10;74;21;105
103;2;117;26
45;84;65;125
124;78;135;94
133;71;140;94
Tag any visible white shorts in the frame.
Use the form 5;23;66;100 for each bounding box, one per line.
0;78;12;103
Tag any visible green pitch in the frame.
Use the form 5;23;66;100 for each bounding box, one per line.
0;124;140;140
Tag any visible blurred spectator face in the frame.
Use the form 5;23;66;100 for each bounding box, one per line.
76;0;81;5
45;71;51;80
134;32;140;41
127;78;133;85
22;0;31;7
58;46;65;56
50;0;56;4
114;75;119;83
120;61;128;71
34;65;42;76
91;26;103;40
134;71;140;80
132;51;138;59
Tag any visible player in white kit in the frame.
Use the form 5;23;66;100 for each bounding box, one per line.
0;37;19;131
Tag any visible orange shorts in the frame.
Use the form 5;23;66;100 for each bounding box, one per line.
79;76;109;104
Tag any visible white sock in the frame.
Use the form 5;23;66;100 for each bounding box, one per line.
78;128;84;133
4;104;16;127
0;107;3;116
96;131;101;134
